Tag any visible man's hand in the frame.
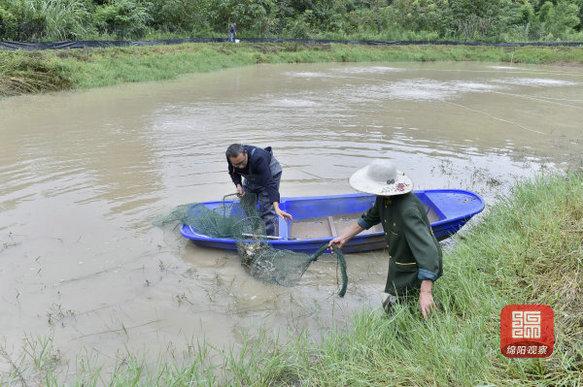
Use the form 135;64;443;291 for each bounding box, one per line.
419;280;436;319
328;223;365;250
273;202;293;221
236;185;245;197
328;236;348;249
275;208;293;221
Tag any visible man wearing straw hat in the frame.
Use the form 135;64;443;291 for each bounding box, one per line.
329;159;442;318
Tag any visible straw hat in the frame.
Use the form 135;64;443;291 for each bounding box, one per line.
349;159;413;196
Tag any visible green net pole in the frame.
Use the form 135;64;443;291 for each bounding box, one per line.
309;244;348;298
333;246;348;297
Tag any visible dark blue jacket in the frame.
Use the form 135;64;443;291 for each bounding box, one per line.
227;145;280;203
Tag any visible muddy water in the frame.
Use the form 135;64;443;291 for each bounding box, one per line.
1;61;582;374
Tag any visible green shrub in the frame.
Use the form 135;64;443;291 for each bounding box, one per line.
231;0;278;35
93;0;150;39
391;0;451;38
283;12;313;39
1;0;47;40
147;0;209;33
0;5;17;39
544;0;581;38
448;0;515;40
43;0;93;40
0;0;92;41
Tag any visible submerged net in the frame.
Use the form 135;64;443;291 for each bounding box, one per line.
238;240;347;294
156;193;348;296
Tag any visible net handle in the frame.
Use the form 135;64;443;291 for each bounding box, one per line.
309;244;348;298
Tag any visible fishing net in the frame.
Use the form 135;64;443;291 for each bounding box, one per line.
156;193;348;296
154;193;263;238
238;239;347;294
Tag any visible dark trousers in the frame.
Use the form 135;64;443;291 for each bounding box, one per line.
244;172;281;236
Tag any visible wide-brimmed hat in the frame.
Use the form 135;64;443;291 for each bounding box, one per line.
349;159;413;196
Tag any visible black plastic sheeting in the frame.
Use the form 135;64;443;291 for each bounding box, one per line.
0;37;225;50
1;37;583;51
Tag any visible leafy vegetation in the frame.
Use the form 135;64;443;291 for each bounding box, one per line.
0;0;582;42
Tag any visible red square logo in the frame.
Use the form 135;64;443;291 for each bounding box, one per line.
500;304;554;358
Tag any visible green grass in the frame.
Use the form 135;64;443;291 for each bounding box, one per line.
2;43;583;97
2;173;582;385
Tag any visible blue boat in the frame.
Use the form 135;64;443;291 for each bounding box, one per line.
180;190;485;253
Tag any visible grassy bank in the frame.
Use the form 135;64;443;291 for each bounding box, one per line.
2;173;582;385
2;43;583;97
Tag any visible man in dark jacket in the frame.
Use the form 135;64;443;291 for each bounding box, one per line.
329;159;442;319
226;144;292;236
